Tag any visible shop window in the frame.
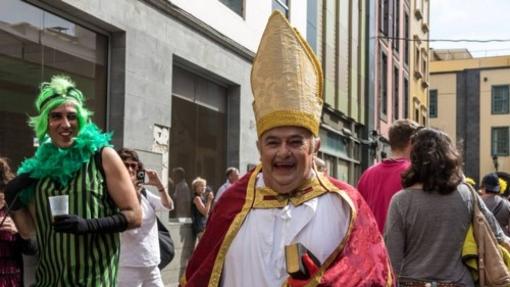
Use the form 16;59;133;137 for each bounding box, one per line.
171;66;228;210
0;0;108;168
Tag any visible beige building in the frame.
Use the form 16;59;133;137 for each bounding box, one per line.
430;49;510;182
409;0;430;126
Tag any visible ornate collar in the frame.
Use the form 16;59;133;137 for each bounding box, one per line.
252;172;329;209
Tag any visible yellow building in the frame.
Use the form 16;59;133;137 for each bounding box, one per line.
408;0;430;126
430;49;510;182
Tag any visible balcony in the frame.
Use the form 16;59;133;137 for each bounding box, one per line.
415;9;423;20
422;22;429;33
414;70;423;80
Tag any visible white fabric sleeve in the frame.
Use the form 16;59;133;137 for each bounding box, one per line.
146;190;172;212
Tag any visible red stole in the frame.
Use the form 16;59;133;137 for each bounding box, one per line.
181;168;395;287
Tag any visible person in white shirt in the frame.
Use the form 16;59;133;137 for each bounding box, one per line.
214;167;240;205
117;148;174;287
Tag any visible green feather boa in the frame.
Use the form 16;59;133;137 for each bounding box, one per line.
18;123;112;204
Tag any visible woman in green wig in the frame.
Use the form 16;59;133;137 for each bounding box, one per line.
5;75;142;287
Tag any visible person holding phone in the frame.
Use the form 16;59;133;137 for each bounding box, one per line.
116;148;173;287
190;177;213;243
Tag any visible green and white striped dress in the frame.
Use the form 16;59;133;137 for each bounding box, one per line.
33;155;120;286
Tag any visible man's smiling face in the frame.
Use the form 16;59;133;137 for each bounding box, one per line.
47;103;78;148
257;126;318;194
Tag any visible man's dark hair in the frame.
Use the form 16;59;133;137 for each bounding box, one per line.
172;167;185;179
389;119;421;150
225;167;239;177
402;128;463;194
117;148;144;171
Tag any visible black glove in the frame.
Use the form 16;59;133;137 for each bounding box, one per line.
5;173;37;211
53;213;128;235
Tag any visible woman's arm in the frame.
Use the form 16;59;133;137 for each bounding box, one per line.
101;147;142;229
10;206;36;239
146;169;173;210
193;194;213;217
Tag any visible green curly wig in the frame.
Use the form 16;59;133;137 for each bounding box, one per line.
29;75;92;141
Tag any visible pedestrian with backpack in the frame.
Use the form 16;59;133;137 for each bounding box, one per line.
117;148;174;287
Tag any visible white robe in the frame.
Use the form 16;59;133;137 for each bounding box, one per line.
222;173;350;287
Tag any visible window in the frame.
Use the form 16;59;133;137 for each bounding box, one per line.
429;89;437;117
0;0;108;169
404;77;409;118
404;12;409;65
414;0;423;19
273;0;289;18
492;85;510;114
219;0;243;16
421;56;427;77
383;0;389;35
393;67;399;120
306;0;317;52
492;127;509;156
414;46;422;79
380;52;388;117
415;47;420;70
414;108;419;122
171;66;229;202
379;0;390;35
393;0;400;52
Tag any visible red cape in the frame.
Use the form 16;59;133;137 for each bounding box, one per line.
181;168;395;287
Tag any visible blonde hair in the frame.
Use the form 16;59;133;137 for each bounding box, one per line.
191;177;207;194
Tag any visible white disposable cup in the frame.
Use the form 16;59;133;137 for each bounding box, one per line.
48;195;69;217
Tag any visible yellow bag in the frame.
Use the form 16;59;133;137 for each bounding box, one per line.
462;186;510;287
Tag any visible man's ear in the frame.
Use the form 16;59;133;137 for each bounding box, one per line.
313;138;321;154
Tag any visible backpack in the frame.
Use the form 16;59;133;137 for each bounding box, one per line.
95;149;175;269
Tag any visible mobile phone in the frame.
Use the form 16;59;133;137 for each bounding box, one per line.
136;170;147;184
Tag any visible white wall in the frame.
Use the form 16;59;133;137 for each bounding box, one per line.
170;0;308;52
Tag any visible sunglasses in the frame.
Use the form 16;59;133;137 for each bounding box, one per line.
124;162;138;170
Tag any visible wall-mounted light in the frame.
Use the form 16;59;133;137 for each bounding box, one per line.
493;155;499;172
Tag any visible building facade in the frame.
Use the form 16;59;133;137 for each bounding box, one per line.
409;0;430;126
365;0;429;163
305;0;366;184
0;0;307;284
430;50;510;183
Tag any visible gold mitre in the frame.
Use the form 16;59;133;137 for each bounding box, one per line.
251;11;324;137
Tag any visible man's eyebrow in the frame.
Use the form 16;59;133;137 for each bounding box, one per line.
263;135;279;142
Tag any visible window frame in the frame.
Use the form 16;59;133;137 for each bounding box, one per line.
492;126;510;156
429;89;437;118
380;51;388;119
218;0;245;17
491;85;510;115
272;0;290;18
